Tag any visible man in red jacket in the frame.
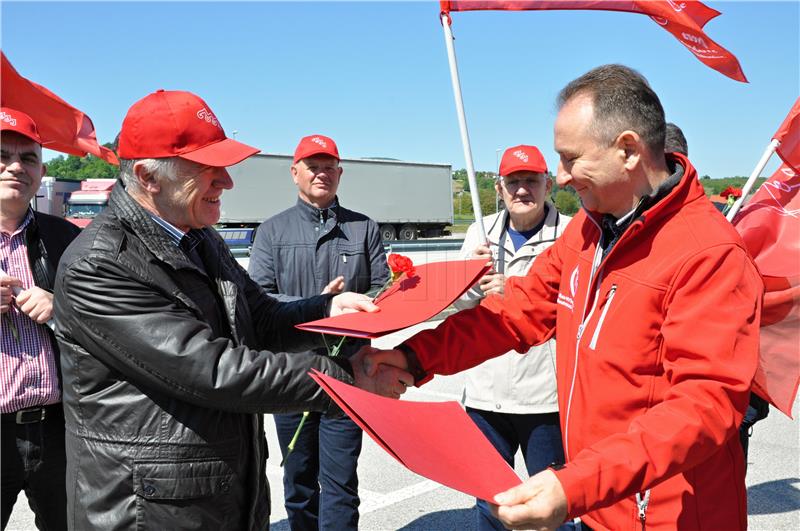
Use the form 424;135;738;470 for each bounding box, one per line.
365;64;762;530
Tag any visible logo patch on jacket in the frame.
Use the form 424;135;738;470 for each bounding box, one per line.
557;265;579;312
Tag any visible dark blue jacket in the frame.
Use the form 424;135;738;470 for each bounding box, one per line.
249;197;389;357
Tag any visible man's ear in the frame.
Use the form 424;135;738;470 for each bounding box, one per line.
616;130;641;171
41;163;47;177
290;164;300;186
133;161;160;193
545;176;553;194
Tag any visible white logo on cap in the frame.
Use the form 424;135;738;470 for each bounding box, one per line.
311;136;327;148
0;112;17;127
196;108;221;129
513;149;529;163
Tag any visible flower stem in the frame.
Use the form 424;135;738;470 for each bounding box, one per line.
281;411;310;467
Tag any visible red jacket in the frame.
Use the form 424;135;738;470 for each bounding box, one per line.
405;155;762;530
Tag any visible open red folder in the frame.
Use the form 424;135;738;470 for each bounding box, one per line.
297;259;490;338
309;369;522;501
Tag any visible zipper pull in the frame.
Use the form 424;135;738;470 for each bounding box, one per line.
636;490;650;531
576;323;585;340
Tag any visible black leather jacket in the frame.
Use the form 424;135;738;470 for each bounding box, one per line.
21;210;81;385
54;185;354;530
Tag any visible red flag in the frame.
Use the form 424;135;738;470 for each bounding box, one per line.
440;1;747;82
773;97;800;173
1;51;118;165
734;163;800;417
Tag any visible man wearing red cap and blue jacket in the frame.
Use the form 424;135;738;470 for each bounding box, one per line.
249;134;389;531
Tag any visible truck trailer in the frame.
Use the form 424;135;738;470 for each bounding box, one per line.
64;178;117;228
221;154;453;242
33;176;81;217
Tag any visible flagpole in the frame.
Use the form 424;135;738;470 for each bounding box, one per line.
726;139;780;221
441;12;487;243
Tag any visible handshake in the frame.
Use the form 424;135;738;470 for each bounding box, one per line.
325;291;415;399
349;345;415;399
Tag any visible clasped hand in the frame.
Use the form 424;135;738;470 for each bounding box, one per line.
1;275;53;323
350;346;413;399
472;243;505;296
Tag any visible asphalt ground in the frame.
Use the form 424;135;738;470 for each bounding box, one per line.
6;248;798;530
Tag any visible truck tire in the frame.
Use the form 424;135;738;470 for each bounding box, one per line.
379;224;397;241
398;224;418;241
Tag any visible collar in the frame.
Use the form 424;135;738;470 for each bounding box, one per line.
147;212;204;252
1;207;35;237
108;185;211;268
295;196;339;224
598;158;686;239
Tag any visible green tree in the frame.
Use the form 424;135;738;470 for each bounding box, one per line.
553;189;580;215
45;143;118;180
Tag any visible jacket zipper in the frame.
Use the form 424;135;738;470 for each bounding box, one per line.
563;212;645;460
636;490;650;530
564;216;604;460
589;284;617;350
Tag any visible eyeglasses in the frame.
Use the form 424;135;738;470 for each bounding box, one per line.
500;177;545;191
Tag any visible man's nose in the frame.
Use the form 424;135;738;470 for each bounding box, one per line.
556;162;571;187
216;168;233;190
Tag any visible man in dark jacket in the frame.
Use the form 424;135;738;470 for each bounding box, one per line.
53;90;411;531
1;108;81;529
249;134;389;530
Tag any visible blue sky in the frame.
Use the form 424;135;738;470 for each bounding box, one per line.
2;1;798;178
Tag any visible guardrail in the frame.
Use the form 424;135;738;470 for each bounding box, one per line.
225;238;465;259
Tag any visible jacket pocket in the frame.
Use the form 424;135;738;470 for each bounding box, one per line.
589;284;617;350
133;459;238;531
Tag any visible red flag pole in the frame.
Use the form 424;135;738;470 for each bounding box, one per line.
726;139;779;221
440;12;487;243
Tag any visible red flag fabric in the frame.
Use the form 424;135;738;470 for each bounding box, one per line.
773;97;800;173
1;51;118;165
440;0;747;82
734;163;800;417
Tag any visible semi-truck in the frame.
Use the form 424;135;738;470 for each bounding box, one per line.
221;154;453;243
63;179;117;228
33;176;81;217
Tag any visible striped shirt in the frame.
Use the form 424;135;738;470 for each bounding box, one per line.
148;214;204;252
1;209;60;413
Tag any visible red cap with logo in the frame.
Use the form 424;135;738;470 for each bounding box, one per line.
293;134;339;163
499;145;548;176
117;90;260;167
0;107;42;145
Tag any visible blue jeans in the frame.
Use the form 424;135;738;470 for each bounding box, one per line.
1;404;67;531
274;412;362;531
467;407;573;531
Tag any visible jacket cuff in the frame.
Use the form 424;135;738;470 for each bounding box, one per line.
322;357;355;419
396;343;429;385
552;465;589;519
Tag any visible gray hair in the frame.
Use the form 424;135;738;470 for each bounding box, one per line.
118;157;181;194
557;64;666;156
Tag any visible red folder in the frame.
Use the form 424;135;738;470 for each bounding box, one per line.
297;259;490;338
309;369;522;501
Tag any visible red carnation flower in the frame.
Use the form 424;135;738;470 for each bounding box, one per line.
387;254;416;279
720;186;743;200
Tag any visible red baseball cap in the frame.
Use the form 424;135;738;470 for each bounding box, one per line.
117;90;260;167
0;107;42;145
293;134;339;163
499;145;548;176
